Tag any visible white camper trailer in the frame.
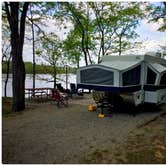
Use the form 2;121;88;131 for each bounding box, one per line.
77;53;166;106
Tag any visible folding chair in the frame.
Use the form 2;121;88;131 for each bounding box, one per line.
51;89;68;107
70;83;83;97
56;83;71;97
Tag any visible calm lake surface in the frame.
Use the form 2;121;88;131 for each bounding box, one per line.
2;74;76;97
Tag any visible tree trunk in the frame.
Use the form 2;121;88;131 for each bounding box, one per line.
85;5;92;65
119;35;122;56
81;31;88;66
30;5;36;91
66;2;88;66
4;54;12;97
77;61;79;69
5;2;29;112
11;36;26;111
53;65;57;89
10;3;25;111
101;30;105;56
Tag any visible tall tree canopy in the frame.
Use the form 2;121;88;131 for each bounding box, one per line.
63;29;82;68
55;2;144;64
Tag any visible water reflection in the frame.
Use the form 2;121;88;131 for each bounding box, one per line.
2;74;76;97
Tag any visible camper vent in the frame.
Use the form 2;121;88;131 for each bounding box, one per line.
80;68;114;85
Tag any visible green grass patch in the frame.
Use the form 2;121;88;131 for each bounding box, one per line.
123;117;166;164
2;97;13;117
79;115;166;164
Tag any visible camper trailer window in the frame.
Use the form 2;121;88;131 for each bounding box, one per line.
80;68;114;85
122;65;141;86
160;73;166;85
147;67;157;84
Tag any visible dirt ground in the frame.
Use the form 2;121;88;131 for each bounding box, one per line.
2;94;166;164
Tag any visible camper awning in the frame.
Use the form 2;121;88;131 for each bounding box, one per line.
101;61;140;71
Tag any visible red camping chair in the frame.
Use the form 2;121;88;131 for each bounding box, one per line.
51;89;68;107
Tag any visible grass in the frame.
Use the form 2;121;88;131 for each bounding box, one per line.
80;115;166;164
124;136;166;164
2;97;25;117
122;116;166;164
2;97;13;116
2;97;16;117
80;149;110;164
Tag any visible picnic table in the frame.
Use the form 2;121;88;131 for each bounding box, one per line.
25;87;53;100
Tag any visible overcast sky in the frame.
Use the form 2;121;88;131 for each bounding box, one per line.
23;8;166;66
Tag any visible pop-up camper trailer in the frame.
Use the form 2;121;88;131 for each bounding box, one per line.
77;53;166;106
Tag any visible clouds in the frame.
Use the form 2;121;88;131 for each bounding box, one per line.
130;18;166;55
41;17;73;40
138;40;164;52
142;19;164;32
124;39;166;56
137;19;166;39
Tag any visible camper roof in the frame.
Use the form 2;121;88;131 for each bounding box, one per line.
101;54;166;67
101;60;140;71
149;63;166;73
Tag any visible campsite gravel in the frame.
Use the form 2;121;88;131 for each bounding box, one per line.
2;94;166;164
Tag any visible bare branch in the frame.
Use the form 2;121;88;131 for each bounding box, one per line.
26;15;46;36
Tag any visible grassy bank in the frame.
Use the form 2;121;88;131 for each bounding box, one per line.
2;97;13;117
2;97;25;117
2;62;77;74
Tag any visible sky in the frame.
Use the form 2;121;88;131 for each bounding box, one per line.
133;19;166;53
22;3;166;66
23;17;73;64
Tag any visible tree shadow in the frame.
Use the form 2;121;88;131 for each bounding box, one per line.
97;102;165;117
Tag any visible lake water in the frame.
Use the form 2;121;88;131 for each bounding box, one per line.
2;74;76;97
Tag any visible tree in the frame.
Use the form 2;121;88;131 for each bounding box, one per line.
89;2;114;61
2;8;11;97
54;2;94;66
111;3;144;55
26;3;47;91
57;2;144;64
63;29;82;68
2;50;11;97
90;2;144;58
29;4;36;91
2;43;12;97
4;2;29;112
147;2;166;58
36;33;63;88
160;45;166;57
147;2;166;31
